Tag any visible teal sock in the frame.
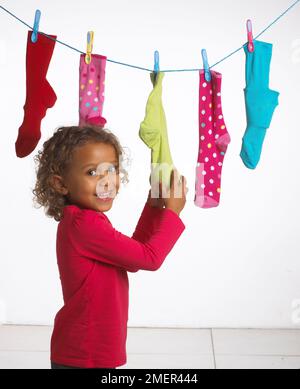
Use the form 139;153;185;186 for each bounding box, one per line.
240;40;279;169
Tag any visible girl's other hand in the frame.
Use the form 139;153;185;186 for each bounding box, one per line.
147;180;164;209
163;169;188;216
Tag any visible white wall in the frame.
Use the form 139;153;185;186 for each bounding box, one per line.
0;0;299;328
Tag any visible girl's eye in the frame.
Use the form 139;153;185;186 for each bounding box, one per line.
88;170;97;176
108;165;118;173
87;166;119;176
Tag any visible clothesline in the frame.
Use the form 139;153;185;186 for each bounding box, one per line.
0;0;299;72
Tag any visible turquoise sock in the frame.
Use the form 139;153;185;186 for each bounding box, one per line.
240;40;280;169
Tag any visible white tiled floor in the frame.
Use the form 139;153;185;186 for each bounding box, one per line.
0;325;300;369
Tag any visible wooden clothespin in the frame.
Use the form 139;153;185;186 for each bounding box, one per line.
85;31;94;64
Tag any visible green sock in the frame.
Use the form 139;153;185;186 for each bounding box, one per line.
139;72;174;189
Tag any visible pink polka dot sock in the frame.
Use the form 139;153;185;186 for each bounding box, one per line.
194;70;231;209
79;54;107;127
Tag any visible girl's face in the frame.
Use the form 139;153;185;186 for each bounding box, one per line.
53;142;121;213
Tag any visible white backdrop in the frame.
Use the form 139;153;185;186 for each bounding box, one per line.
0;0;299;328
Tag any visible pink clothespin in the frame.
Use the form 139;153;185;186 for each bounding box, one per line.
247;19;254;53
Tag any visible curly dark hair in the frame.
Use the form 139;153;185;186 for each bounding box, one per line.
32;125;130;222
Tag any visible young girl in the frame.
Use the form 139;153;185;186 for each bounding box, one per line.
32;125;187;369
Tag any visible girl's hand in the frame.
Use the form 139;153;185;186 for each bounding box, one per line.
147;183;165;209
163;169;188;216
147;174;165;209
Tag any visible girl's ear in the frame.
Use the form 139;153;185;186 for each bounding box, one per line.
50;175;68;195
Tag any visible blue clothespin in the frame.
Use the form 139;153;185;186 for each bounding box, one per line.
201;49;211;82
154;50;160;73
31;10;41;43
246;19;254;53
153;50;160;82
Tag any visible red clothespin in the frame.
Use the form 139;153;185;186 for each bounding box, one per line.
246;19;254;52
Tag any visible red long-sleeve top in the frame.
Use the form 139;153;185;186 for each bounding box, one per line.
50;202;185;368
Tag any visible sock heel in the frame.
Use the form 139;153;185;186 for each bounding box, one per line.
216;133;231;152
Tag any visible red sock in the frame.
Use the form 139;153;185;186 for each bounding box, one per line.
15;31;57;158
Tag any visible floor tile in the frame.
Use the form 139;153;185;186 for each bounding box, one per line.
215;355;300;369
212;329;300;356
127;328;213;355
123;353;215;369
0;351;50;369
0;325;51;351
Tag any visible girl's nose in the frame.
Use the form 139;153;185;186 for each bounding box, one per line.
96;172;117;192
